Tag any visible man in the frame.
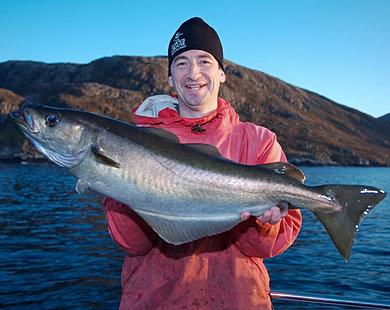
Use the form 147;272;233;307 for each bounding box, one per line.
104;17;302;309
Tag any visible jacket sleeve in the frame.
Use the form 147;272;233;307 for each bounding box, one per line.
103;197;158;255
232;210;302;258
232;128;302;258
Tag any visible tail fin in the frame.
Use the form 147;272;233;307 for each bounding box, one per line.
312;185;386;261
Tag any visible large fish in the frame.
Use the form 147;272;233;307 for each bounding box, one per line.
10;104;386;261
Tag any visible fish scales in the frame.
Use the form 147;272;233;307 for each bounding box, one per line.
10;104;387;261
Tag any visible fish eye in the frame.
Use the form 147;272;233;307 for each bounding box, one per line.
45;113;61;127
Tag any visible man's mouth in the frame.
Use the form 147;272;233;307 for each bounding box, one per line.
186;84;205;90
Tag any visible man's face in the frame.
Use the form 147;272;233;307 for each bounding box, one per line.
168;49;226;117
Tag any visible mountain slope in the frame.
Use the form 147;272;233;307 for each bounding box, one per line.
0;56;389;166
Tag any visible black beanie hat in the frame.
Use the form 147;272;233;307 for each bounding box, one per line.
168;17;224;75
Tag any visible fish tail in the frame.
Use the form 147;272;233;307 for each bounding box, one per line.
312;184;386;261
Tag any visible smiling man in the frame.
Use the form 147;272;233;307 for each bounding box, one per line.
168;49;226;118
103;17;302;309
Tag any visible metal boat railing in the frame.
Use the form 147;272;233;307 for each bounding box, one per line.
271;291;390;309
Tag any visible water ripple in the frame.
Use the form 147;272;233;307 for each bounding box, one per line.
1;163;389;309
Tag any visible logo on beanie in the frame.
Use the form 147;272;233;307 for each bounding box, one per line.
170;32;186;56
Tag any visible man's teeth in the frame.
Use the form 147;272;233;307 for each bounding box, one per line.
188;85;201;90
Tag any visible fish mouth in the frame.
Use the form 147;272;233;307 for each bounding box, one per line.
10;106;40;134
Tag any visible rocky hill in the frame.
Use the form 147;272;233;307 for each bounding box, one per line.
1;56;389;166
379;113;390;122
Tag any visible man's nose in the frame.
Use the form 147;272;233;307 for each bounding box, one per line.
187;62;201;80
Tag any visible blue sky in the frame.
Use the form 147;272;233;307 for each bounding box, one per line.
1;0;389;117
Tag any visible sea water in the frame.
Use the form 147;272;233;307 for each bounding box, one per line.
266;166;390;309
0;163;389;309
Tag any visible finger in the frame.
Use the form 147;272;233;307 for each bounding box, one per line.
241;211;251;221
258;210;272;223
269;207;281;224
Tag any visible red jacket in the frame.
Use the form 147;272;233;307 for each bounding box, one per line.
104;95;302;309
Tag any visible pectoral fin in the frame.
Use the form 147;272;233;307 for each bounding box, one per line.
91;146;120;168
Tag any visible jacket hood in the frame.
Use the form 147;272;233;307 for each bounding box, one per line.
133;95;240;135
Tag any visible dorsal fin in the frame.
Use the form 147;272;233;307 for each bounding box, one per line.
261;162;306;183
185;143;223;157
141;127;180;143
140;127;221;157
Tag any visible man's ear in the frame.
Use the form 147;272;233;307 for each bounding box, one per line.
168;75;174;87
220;68;226;83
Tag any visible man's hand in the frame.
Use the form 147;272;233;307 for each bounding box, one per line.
241;206;288;225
